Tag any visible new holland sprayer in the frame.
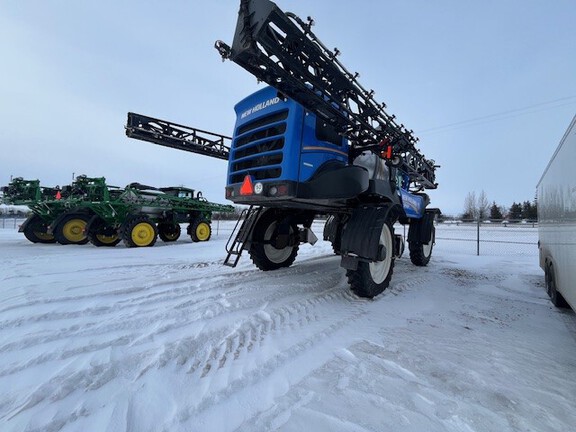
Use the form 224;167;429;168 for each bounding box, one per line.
126;0;440;298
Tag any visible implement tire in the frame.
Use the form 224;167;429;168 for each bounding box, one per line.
87;219;120;247
54;214;90;245
159;223;181;242
122;215;158;248
22;214;56;244
346;219;395;299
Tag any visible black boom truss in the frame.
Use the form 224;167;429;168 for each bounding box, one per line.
125;112;231;161
215;0;437;190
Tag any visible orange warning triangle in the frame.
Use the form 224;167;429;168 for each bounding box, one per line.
239;175;254;195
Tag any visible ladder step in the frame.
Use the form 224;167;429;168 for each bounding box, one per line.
223;206;263;267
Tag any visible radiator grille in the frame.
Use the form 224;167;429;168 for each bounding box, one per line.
230;110;288;184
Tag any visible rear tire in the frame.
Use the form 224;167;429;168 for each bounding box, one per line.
22;214;56;244
546;262;569;308
346;220;395;298
122;215;157;248
409;227;435;266
249;210;299;271
54;214;90;245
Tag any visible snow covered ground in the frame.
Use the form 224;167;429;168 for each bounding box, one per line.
1;222;575;432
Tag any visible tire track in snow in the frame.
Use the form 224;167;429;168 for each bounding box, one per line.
228;273;437;430
0;260;240;316
2;284;352;425
177;294;369;427
1;225;431;428
0;262;271;334
0;256;348;420
0;258;430;375
193;289;343;378
0;255;317;330
0;245;439;430
132;265;351;380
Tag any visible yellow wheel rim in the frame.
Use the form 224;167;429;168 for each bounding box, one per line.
96;233;118;244
62;219;87;243
195;222;211;241
131;222;155;246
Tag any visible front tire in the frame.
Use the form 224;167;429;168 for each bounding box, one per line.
249;210;299;271
122;215;158;248
346;220;395;298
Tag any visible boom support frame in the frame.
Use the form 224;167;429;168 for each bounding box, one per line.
215;0;437;190
126;112;231;161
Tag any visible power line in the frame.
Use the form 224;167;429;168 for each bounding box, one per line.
418;95;576;136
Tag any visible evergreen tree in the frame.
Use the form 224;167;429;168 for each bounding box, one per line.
524;200;538;221
521;201;532;220
508;202;523;221
489;201;503;221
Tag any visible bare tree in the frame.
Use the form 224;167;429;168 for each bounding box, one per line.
463;192;477;220
478;190;489;221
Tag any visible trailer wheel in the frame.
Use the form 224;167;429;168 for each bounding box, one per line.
189;220;211;242
122;215;158;247
408;227;435;266
346;220;395;298
545;262;569;309
22;215;57;244
159;223;181;242
87;220;120;247
249;210;299;271
54;214;90;245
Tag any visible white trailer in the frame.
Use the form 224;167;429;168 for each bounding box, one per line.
537;114;576;309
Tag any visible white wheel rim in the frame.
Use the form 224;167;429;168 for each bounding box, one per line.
422;228;435;258
369;223;393;284
422;240;433;257
263;222;294;264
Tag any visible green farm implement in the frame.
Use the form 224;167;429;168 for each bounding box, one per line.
2;176;234;247
1;177;64;243
84;182;234;248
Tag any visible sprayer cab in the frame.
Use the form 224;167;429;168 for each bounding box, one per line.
225;86;370;208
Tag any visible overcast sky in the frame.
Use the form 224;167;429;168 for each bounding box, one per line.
1;0;575;215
